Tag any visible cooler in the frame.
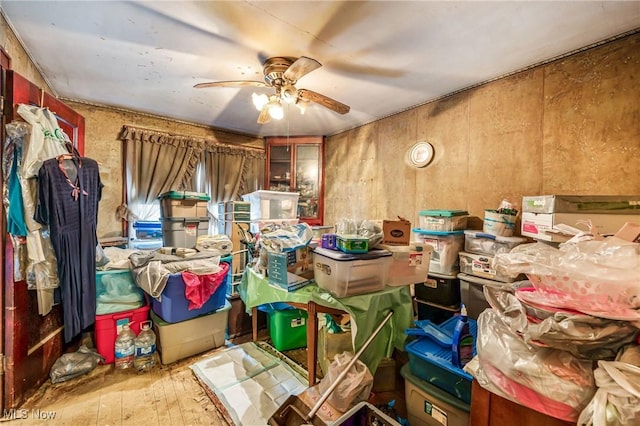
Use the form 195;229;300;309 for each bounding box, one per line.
401;364;470;426
95;300;151;364
132;220;162;239
312;247;392;297
162;216;210;248
151;301;231;364
152;258;230;323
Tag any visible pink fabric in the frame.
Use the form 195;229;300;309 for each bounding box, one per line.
181;263;229;310
482;362;578;422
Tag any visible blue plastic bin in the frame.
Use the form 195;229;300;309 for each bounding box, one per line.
405;316;477;403
152;256;231;323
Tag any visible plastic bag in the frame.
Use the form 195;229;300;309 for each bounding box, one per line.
50;345;104;383
577;349;640;426
317;351;374;412
475;308;595;422
483;286;639;360
493;239;640;320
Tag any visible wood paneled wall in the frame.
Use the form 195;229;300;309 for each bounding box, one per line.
325;32;640;231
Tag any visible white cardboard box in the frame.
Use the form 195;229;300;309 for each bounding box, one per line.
521;211;640;241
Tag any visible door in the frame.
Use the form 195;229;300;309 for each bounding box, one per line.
2;69;85;409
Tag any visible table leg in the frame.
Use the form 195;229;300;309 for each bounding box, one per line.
252;306;258;342
307;301;318;387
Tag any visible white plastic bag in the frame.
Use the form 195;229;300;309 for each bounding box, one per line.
578;346;640;426
317;351;373;412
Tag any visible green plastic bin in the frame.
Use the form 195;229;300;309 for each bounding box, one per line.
266;308;308;351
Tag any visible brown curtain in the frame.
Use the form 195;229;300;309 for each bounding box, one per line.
201;144;265;206
119;125;264;222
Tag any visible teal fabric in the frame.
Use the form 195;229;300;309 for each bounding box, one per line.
240;268;413;374
7;151;27;236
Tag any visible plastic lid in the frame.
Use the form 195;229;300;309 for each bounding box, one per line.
463;230;527;242
419;209;469;217
159;191;211;201
412;228;465;236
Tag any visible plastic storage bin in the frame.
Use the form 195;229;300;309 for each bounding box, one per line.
159;191;210;218
312;247;392;297
463;230;527;256
266;307;308;351
401;364;470;426
95;269;144;315
379;243;433;286
133;221;162;239
418;210;468;232
161;216;209;248
242;190;299;220
414;272;461;307
151;301;230;364
458;273;494;319
152;259;230;323
413;230;465;274
458;251;523;283
95;301;151;364
405;316;477;403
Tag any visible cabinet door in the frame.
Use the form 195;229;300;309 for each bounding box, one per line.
294;144;322;224
265;136;324;225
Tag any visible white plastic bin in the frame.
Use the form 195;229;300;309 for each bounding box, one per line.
242;190;299;220
418;210;468;232
463;230;527;256
378;243;432;286
413;230;465;275
458;251;523;283
312;247;391;297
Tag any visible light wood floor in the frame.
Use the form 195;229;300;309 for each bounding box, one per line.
7;346;233;426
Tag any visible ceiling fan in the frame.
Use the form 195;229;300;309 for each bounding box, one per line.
194;56;350;124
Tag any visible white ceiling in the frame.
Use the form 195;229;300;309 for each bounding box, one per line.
1;1;638;138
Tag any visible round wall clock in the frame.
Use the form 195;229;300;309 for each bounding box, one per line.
406;141;434;168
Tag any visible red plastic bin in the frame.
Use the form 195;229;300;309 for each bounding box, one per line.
95;300;150;364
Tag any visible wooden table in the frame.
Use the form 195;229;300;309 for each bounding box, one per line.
252;301;346;386
241;268;413;387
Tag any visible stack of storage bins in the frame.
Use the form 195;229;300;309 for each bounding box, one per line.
458;231;527;319
403;316;478;425
412;210;468;324
94;269;150;364
159;191;211;248
151;255;232;364
131;220;163;250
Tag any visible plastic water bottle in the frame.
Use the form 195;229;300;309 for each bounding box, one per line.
134;320;156;371
114;322;136;369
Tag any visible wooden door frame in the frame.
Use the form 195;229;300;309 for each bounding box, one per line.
2;68;85;409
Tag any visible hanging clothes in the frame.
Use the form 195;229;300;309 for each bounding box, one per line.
35;155;103;343
15;105;70;315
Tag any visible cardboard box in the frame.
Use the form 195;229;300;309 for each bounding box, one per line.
382;219;411;245
522;195;640;214
615;222;640;242
521;211;640;241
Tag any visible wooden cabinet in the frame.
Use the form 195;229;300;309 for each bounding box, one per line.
470;380;576;426
265;136;324;226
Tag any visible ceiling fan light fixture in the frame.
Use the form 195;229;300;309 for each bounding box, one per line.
267;99;284;120
252;93;269;111
296;99;309;115
281;84;298;104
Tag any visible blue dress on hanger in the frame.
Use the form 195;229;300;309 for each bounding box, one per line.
35;155;103;343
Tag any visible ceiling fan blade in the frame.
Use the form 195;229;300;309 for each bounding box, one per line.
257;105;271;124
297;89;350;115
283;56;322;83
194;80;267;89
